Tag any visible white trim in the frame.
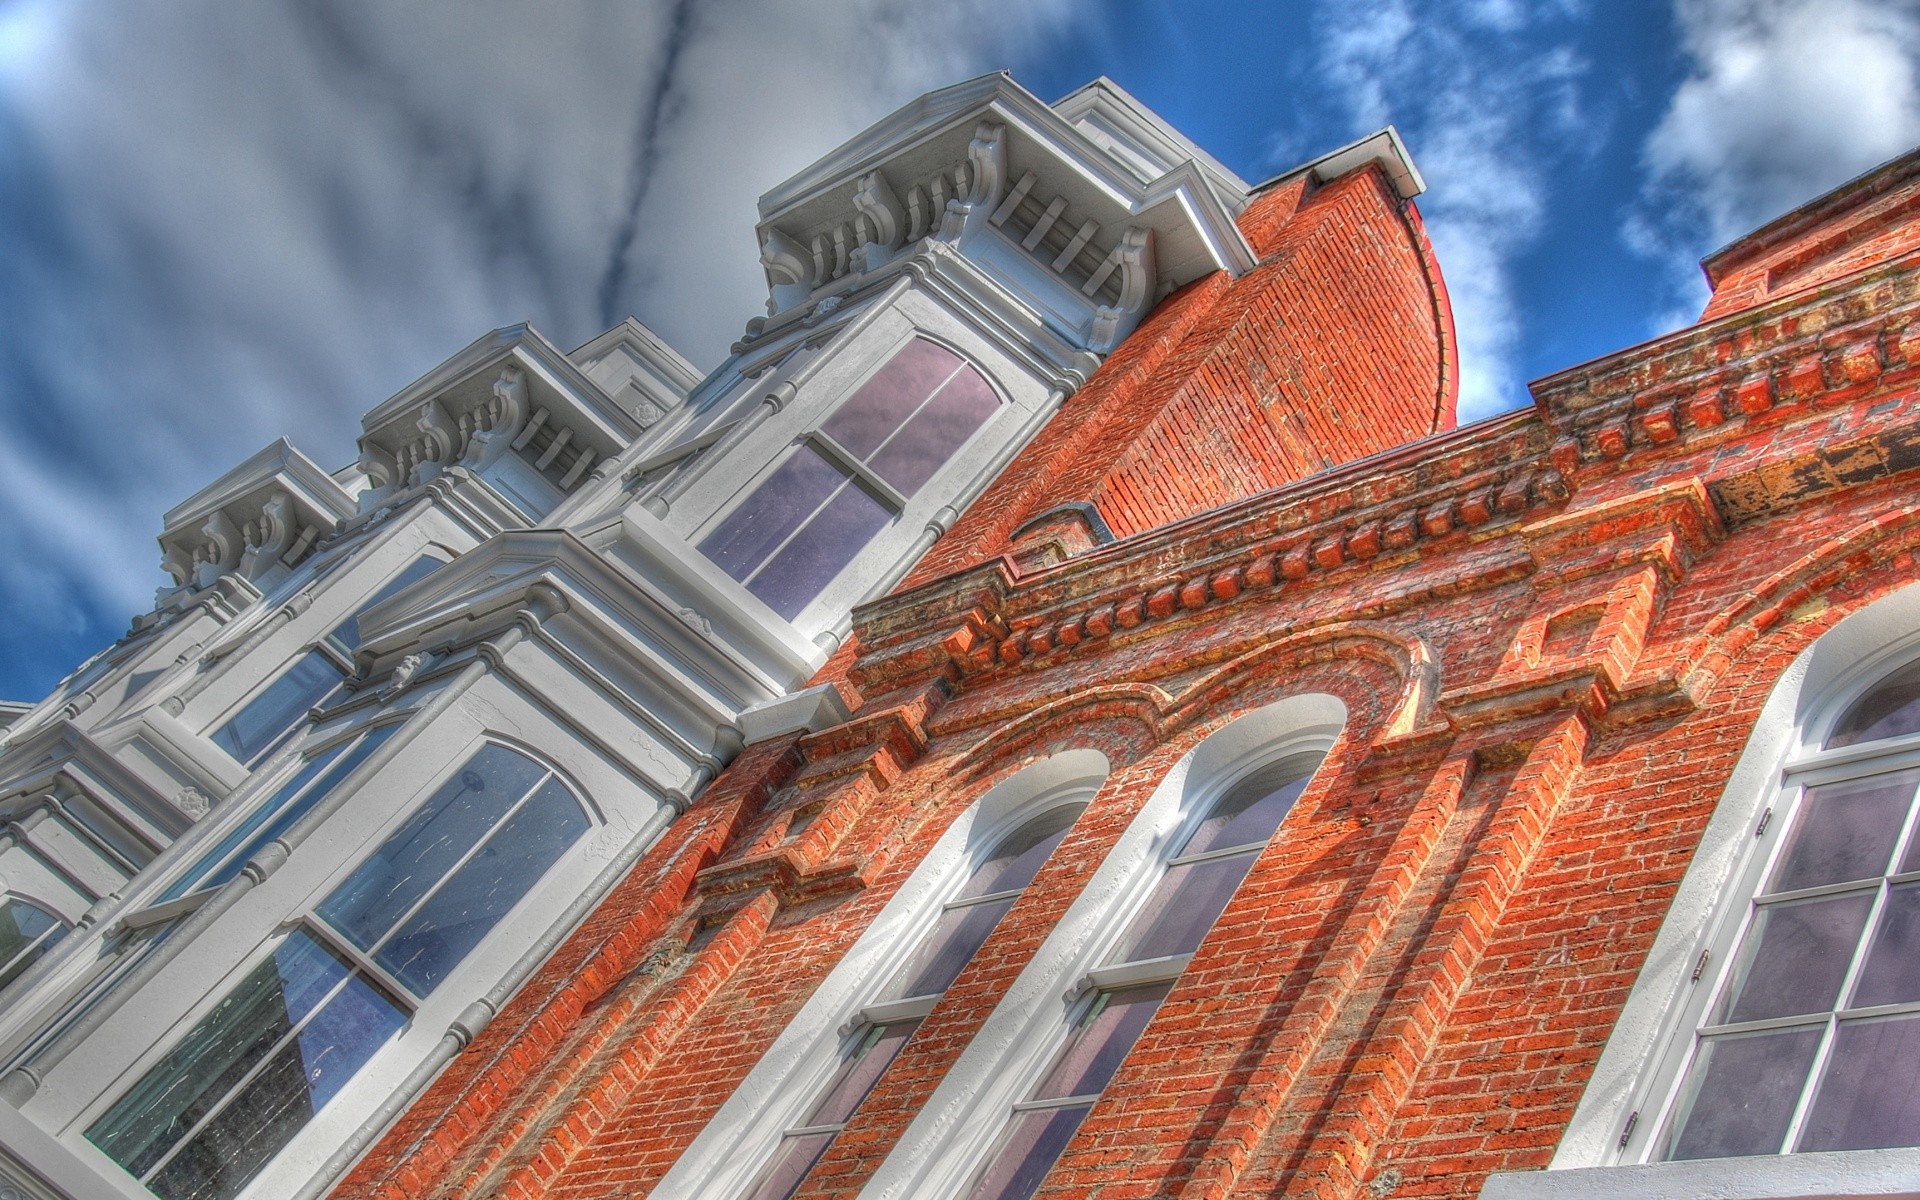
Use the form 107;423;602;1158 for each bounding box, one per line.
1527;578;1920;1192
862;694;1345;1200
650;749;1109;1200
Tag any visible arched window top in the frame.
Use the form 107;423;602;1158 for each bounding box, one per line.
1826;655;1920;749
0;894;67;991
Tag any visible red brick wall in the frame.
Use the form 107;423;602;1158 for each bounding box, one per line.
333;147;1920;1200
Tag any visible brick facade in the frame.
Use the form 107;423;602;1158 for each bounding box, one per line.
332;148;1920;1200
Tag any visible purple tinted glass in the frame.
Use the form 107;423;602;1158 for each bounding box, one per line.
1828;658;1920;748
1034;983;1172;1101
1852;884;1920;1007
865;366;998;495
965;1104;1091;1200
1771;772;1917;893
1664;1026;1822;1160
962;808;1078;901
888;897;1014;1000
803;1020;918;1127
1799;1013;1920;1150
1114;853;1257;964
1718;893;1873;1024
822;339;963;460
700;448;847;583
748;481;891;619
1182;768;1314;858
741;1131;837;1200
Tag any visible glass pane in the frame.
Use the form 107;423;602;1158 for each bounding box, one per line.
317;746;548;960
748;480;891;620
886;897;1013;1000
1112;853;1256;964
1662;1026;1823;1160
1799;1012;1920;1151
741;1131;837;1200
865;365;998;495
699;447;846;584
330;557;444;651
1034;983;1171;1101
804;1019;919;1127
961;808;1079;901
142;964;404;1200
87;931;353;1177
171;727;396;901
372;778;588;995
0;899;63;989
1716;892;1873;1024
821;338;962;461
1851;883;1920;1007
1181;762;1317;858
1828;658;1920;748
965;1103;1091;1200
1770;771;1917;893
210;653;346;766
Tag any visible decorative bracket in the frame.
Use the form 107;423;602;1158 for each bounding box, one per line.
1089;227;1157;353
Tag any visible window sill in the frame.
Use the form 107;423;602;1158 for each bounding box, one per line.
1480;1147;1920;1200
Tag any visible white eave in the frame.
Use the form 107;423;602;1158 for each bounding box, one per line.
159;438;356;540
1257;125;1426;201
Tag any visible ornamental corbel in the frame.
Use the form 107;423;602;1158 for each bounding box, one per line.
238;491;296;580
356;439;398;508
463;362;529;470
409;401;457;485
194;510;243;588
760;227;814;314
937;121;1006;244
1089;227;1157;354
853;169;905;253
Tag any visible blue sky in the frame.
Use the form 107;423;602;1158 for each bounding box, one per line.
0;0;1916;700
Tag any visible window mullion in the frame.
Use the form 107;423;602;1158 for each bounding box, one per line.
1167;842;1264;868
350;771;554;969
807;434;906;511
1780;1011;1842;1153
138;960;367;1183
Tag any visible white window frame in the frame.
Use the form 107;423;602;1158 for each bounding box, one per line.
651;749;1110;1200
861;693;1345;1200
1490;580;1920;1200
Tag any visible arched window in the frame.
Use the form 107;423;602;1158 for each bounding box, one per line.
0;895;67;991
699;337;1000;620
85;743;590;1200
1655;653;1920;1160
961;754;1319;1200
741;805;1080;1200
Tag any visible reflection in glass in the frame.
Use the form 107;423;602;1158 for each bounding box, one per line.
1664;1027;1823;1160
0;898;65;990
1827;657;1920;748
210;653;345;767
1714;893;1872;1024
1799;1014;1920;1151
1770;773;1916;892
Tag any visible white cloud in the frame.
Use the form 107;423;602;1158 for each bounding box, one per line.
1631;0;1920;323
0;0;1091;693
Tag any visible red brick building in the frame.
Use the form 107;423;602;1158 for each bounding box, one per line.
319;91;1920;1200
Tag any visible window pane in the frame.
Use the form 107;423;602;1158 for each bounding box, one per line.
169;727;396;901
699;448;847;584
316;746;549;962
965;1103;1091;1200
0;899;63;989
961;808;1079;902
1799;1013;1920;1151
864;365;998;496
1113;853;1257;964
886;897;1014;1000
1662;1026;1823;1160
804;1020;919;1127
330;557;444;651
1852;883;1920;1008
1033;983;1171;1102
1716;892;1874;1024
210;653;346;766
1770;772;1917;893
372;778;588;995
87;931;356;1178
144;965;405;1200
1828;658;1920;748
748;480;891;620
821;339;962;461
741;1131;838;1200
1181;764;1315;858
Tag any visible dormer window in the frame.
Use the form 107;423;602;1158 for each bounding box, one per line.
698;338;999;620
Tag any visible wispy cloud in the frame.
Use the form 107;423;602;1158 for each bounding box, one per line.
1278;0;1595;423
1628;0;1920;326
0;0;1091;696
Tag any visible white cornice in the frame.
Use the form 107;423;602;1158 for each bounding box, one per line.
1256;125;1426;201
159;439;354;535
